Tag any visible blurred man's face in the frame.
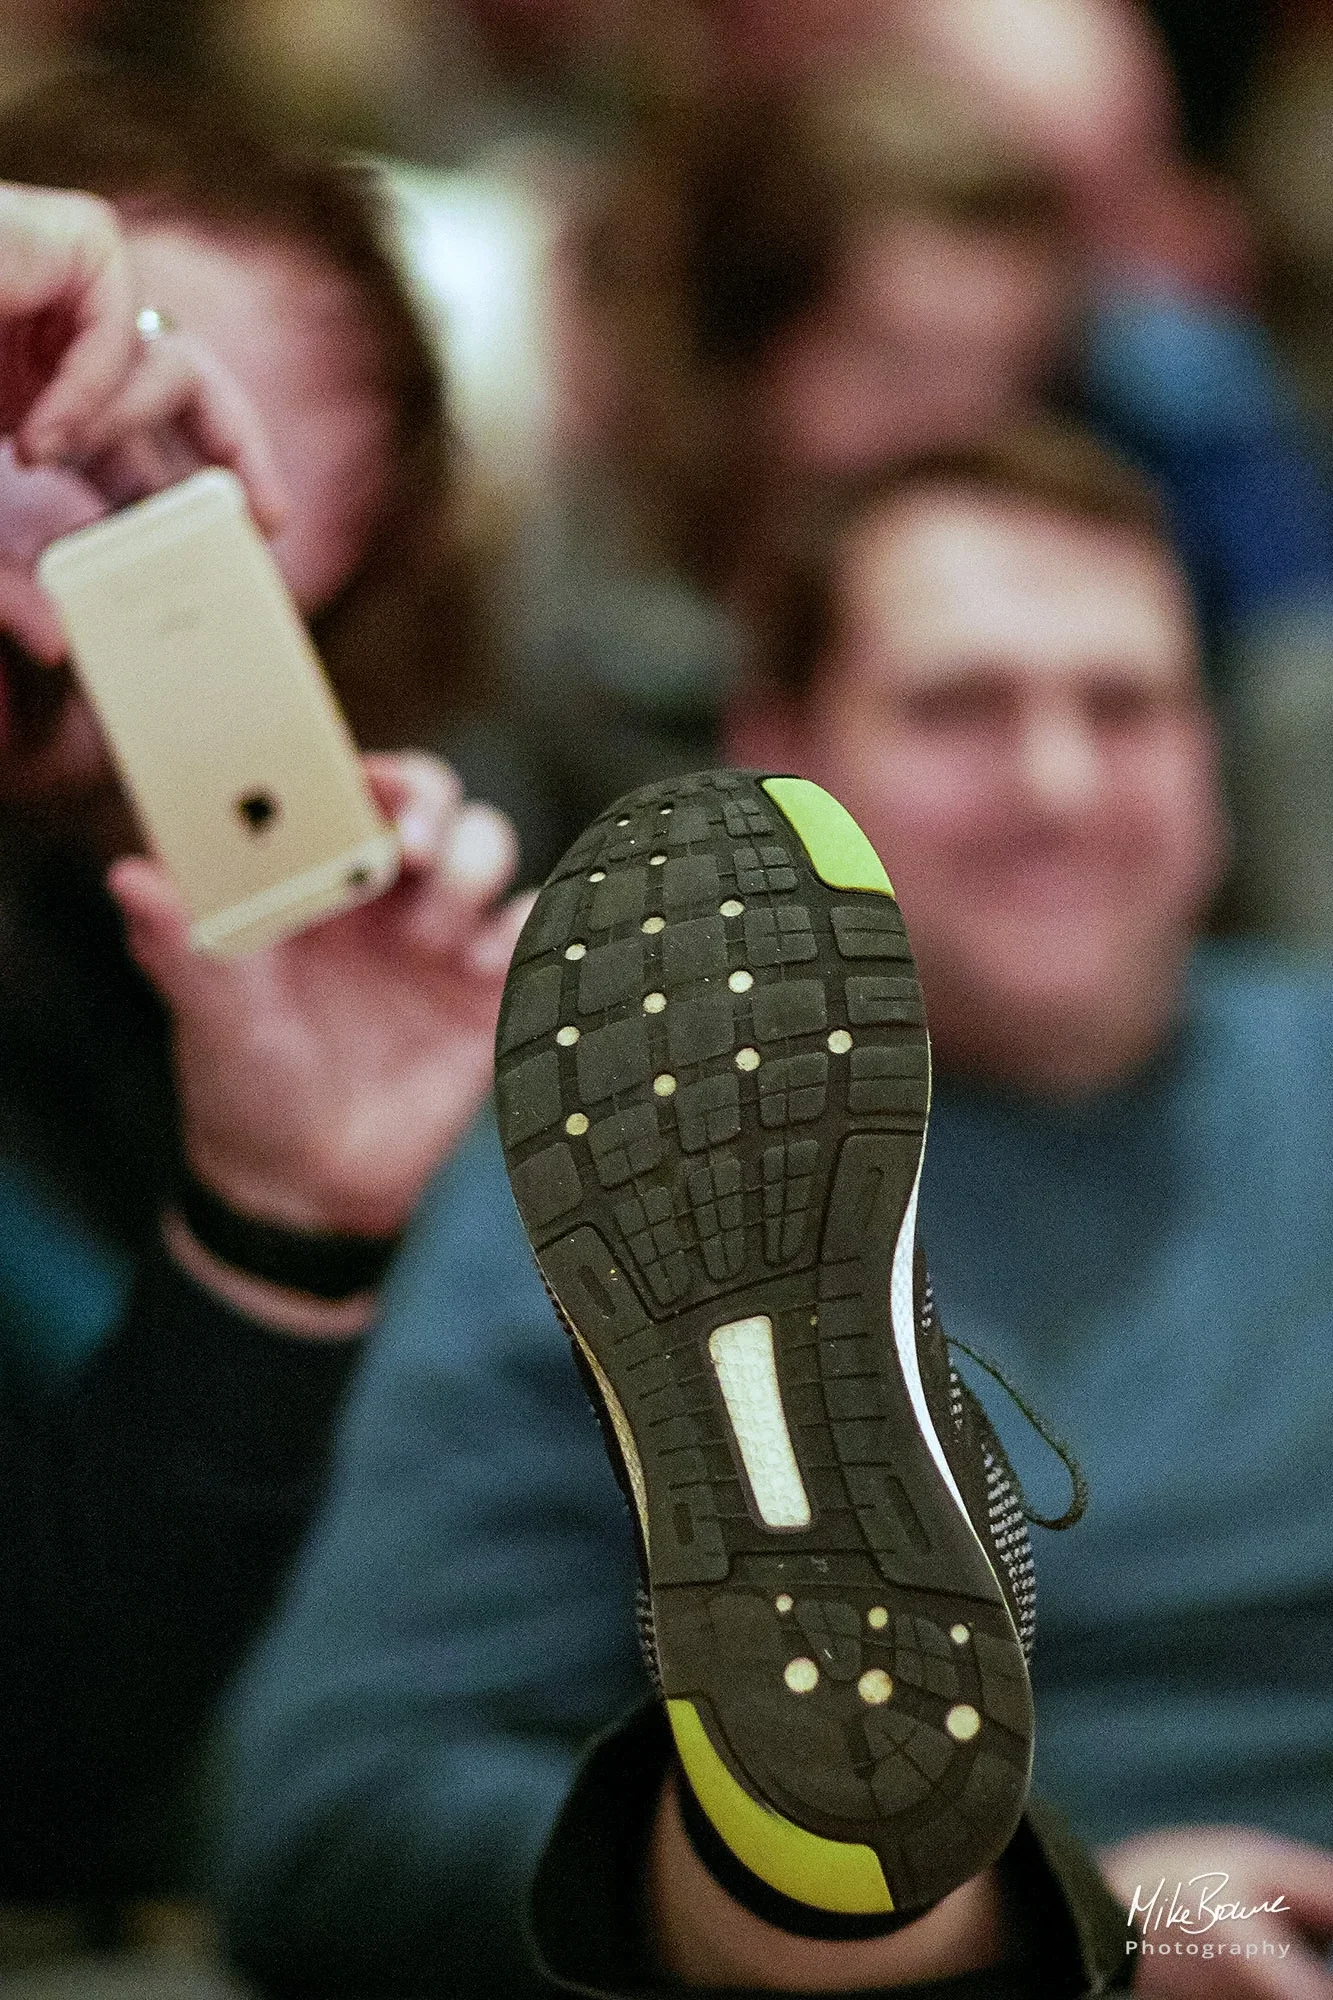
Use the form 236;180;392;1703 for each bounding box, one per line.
0;222;394;809
758;209;1070;473
734;489;1226;1094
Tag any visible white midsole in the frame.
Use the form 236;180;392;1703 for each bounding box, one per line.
890;1162;1014;1632
890;1162;972;1522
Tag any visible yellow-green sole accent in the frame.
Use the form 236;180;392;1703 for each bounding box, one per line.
667;1698;895;1916
763;777;894;897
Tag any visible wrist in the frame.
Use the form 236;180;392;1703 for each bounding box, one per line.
174;1163;403;1303
180;1139;408;1237
162;1210;378;1341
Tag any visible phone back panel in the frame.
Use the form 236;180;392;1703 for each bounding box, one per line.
39;470;398;953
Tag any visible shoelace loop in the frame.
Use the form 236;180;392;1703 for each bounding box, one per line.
947;1336;1089;1531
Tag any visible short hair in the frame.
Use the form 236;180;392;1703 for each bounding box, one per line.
579;64;1068;585
741;420;1179;699
0;68;482;744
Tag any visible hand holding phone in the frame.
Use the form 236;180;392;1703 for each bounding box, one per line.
39;467;397;954
109;752;532;1242
0;183;284;662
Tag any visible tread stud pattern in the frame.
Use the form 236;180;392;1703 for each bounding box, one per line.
831;903;913;960
518;876;582;959
751;979;828;1043
508;1144;583;1228
846;975;925;1026
758;1053;828;1128
496;1050;562;1148
590;867;648;929
675;1074;742;1153
762;1141;819;1264
723;799;775;838
735;844;799;894
579;937;646;1011
589;1104;665;1189
497;963;563;1054
794;1599;863;1681
664;917;729;986
666;802;713;845
576;1019;651;1104
744;905;817;967
664;854;721;915
848;1045;931;1117
496;773;1034;1918
688;1156;747;1283
614;1187;690;1305
668;993;736;1066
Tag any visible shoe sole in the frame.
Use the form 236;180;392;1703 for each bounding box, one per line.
495;772;1032;1920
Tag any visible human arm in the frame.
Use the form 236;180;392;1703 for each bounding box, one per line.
0;737;532;1897
0;1239;361;1897
0;188;526;1271
111;752;528;1261
0;748;531;1893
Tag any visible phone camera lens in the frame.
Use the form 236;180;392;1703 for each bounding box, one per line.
236;790;279;833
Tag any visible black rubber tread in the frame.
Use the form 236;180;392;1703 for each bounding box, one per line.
496;771;1032;1917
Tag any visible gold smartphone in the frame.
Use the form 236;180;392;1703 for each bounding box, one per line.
38;468;400;956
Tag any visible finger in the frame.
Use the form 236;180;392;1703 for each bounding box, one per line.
0;561;67;662
361;754;519;954
9;195;139;459
106;854;214;1010
62;334;289;534
440;802;519;908
386;807;520;960
467;888;537;980
170;338;289;534
363;750;463;862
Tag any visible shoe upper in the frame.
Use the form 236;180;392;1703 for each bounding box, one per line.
913;1255;1038;1661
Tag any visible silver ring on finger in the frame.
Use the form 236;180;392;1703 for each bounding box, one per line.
135;306;177;342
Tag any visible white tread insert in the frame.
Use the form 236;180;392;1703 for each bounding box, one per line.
709;1315;812;1529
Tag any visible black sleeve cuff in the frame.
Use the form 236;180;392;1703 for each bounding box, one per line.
71;1237;367;1498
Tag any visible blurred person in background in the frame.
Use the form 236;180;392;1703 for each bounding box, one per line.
0;67;484;1380
581;25;1333;659
0;0;102;99
0;70;482;775
0;70;529;1956
175;1;1327;920
1222;13;1333;950
221;422;1333;2000
466;1;1333;897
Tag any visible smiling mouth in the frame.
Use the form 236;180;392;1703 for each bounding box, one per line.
0;631;76;758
